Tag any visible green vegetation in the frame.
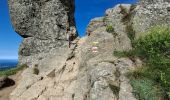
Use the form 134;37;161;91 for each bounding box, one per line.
119;4;136;44
114;26;170;99
119;4;128;16
0;64;28;77
106;25;114;33
33;68;39;75
106;25;118;37
130;79;163;100
125;23;136;44
33;64;39;75
113;50;135;58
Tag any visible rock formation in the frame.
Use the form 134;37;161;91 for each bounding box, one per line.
133;0;170;38
7;0;170;100
8;0;78;65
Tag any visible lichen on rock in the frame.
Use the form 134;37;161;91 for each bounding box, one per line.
7;0;170;100
8;0;78;65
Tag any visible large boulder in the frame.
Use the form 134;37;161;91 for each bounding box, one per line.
8;0;78;65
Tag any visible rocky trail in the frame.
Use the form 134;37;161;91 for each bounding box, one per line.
6;0;170;100
9;35;139;100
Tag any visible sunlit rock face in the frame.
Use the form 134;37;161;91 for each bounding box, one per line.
8;0;78;65
7;0;170;100
133;0;170;38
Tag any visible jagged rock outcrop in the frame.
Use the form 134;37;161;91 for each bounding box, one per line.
133;0;170;38
8;0;78;65
8;0;169;100
87;4;134;51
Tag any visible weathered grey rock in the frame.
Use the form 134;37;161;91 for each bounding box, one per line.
86;17;105;36
8;0;170;100
73;26;136;100
8;0;78;65
114;58;136;100
133;0;170;38
10;68;42;99
104;4;133;51
89;62;118;100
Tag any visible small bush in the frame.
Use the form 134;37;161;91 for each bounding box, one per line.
114;26;170;99
0;64;28;77
106;25;114;33
33;67;39;75
33;64;39;75
133;26;170;64
130;78;164;100
132;26;170;99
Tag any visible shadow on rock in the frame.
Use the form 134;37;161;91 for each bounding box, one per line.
0;77;15;90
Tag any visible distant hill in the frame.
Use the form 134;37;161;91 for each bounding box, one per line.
0;59;18;70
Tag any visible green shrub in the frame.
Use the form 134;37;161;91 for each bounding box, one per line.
33;64;39;75
106;25;114;33
33;68;39;75
115;26;170;99
130;78;164;100
0;64;28;77
132;26;170;99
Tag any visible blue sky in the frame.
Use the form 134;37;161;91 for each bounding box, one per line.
0;0;22;59
75;0;137;36
0;0;137;59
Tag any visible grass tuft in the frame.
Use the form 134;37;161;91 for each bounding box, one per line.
130;78;164;100
106;25;114;33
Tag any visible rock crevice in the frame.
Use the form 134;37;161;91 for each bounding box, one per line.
8;0;170;100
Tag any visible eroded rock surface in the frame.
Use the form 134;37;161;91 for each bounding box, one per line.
133;0;170;38
8;0;170;100
8;0;78;65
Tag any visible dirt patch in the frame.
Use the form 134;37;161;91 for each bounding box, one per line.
0;71;22;100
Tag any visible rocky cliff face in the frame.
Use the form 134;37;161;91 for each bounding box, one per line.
8;0;77;65
8;0;169;100
134;0;170;38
